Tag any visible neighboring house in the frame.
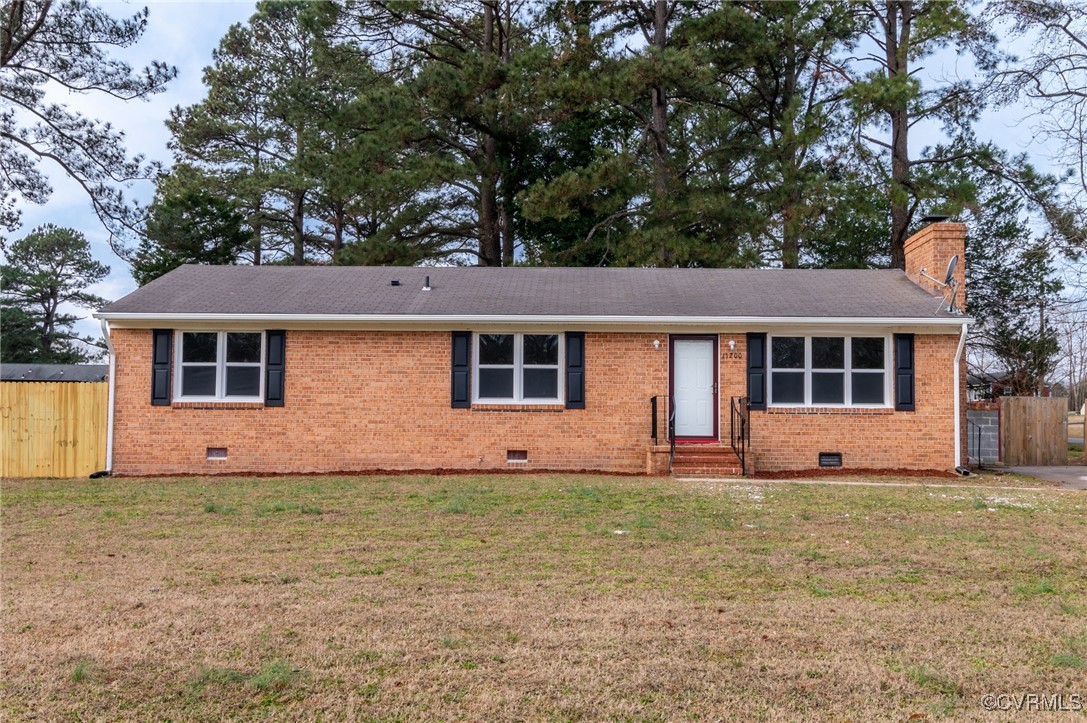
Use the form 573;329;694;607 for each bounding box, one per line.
968;371;1007;402
1;364;108;382
968;371;1055;401
94;222;971;477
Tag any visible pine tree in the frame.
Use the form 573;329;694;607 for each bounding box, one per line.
522;1;866;268
965;170;1062;395
689;2;861;267
1;226;109;362
166;0;422;266
846;1;1001;268
169;1;333;264
167;16;279;264
342;0;550;266
0;0;176;250
519;1;723;266
132;182;250;286
517;1;638;266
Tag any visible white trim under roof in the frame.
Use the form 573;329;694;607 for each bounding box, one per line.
94;312;972;331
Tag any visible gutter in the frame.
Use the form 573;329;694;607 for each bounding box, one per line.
93;312;975;328
953;322;968;471
99;319;116;475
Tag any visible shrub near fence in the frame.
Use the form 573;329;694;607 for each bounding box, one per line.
1;381;107;478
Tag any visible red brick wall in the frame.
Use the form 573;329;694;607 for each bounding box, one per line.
904;222;967;312
716;334;964;472
903;221;969;467
110;329;668;476
110;328;964;476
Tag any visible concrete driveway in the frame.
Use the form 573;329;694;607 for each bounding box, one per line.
1007;466;1087;490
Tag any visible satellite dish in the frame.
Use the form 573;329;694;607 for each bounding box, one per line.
918;254;963;316
943;255;959;286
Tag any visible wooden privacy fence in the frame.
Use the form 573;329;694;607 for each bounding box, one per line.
1069;414;1085;442
1;381;108;478
1000;396;1068;466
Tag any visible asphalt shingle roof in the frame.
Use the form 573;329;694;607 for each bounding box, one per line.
98;265;959;319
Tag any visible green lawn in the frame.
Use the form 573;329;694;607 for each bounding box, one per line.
2;474;1085;720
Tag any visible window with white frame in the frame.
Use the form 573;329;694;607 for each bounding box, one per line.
475;333;562;403
176;331;264;400
769;335;888;406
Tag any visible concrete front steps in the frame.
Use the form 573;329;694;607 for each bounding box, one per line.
671;443;744;477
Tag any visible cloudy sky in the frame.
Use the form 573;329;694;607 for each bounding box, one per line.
7;2;1065;343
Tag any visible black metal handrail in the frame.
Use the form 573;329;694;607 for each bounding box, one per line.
668;395;675;472
650;395;677;473
967;417;984;470
730;396;750;476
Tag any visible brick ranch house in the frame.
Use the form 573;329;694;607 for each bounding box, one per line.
95;222;970;477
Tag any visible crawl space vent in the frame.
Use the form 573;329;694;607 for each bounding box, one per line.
506;450;528;463
207;447;228;460
818;452;842;467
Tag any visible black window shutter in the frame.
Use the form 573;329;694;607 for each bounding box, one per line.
451;331;471;408
265;330;286;407
565;332;585;409
151;329;172;406
894;333;915;411
747;332;767;410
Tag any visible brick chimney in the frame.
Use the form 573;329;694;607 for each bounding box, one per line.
904;221;967;312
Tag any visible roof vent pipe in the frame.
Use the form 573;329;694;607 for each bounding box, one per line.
423;275;431;291
391;279;400;286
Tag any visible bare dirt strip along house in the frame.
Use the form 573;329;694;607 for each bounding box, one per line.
94;222;969;477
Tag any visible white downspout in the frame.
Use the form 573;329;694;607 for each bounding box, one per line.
953;322;967;470
100;319;116;473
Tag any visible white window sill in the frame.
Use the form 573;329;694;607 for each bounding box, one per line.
473;399;563;406
768;403;891;409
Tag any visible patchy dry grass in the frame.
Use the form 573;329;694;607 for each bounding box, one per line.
2;474;1085;720
708;470;1064;490
941;470;1066;488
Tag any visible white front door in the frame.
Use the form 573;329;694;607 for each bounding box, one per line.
673;338;716;438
